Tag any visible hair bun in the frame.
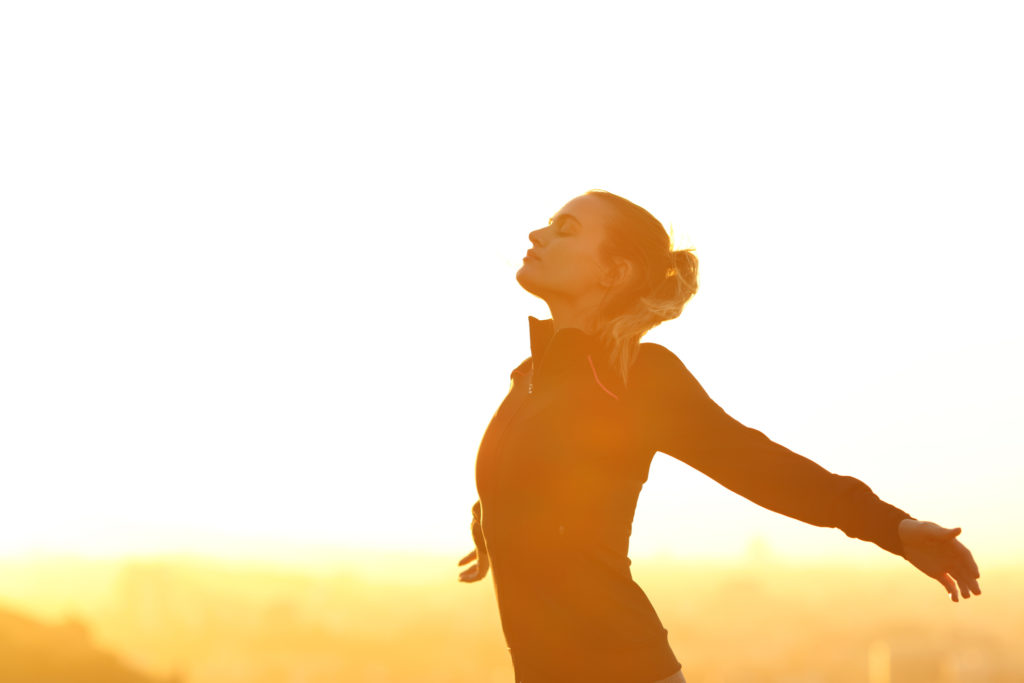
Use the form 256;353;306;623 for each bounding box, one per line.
669;248;699;296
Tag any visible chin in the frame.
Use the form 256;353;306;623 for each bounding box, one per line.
515;267;544;297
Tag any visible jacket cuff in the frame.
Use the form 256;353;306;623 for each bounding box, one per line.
876;508;916;557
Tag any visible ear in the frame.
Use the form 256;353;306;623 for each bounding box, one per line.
600;257;635;289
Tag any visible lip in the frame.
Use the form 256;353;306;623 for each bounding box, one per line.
524;250;541;262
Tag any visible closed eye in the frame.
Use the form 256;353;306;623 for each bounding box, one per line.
548;217;574;236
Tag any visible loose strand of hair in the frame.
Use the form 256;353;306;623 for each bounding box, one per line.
598;258;698;386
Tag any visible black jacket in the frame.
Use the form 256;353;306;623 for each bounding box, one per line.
472;316;912;683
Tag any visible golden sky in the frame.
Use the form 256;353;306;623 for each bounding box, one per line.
1;1;1021;566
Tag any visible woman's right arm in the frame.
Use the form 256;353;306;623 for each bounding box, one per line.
458;500;489;582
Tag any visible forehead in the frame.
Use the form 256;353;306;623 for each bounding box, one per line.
551;194;609;229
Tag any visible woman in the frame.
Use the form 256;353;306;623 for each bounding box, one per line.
458;190;981;683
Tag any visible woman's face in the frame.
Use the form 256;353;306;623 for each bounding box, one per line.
516;194;616;306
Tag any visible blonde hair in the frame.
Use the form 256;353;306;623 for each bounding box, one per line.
586;190;699;386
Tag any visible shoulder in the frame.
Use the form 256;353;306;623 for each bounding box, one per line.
633;342;689;378
629;342;704;397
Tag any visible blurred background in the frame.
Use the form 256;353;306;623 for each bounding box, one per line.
1;1;1021;681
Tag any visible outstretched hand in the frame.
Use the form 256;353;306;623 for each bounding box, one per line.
898;519;981;602
458;548;490;583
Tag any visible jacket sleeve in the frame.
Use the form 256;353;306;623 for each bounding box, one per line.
631;344;913;557
470;500;488;555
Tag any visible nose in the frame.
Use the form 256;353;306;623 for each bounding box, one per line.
528;227;546;246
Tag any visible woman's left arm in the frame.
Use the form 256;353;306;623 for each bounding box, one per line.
632;343;983;601
634;344;910;556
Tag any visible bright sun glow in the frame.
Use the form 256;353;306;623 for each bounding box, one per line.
1;1;1022;571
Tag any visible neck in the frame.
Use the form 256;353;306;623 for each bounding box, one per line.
546;297;602;335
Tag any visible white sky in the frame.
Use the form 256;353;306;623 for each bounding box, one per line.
1;1;1022;565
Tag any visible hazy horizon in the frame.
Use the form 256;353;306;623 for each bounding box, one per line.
3;0;1021;561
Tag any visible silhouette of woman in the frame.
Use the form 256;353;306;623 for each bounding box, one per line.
458;190;981;683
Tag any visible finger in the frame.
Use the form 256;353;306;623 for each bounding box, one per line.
938;573;958;602
926;524;961;541
460;566;484;583
951;543;981;583
952;565;983;597
959;544;981;579
955;570;981;598
458;550;477;566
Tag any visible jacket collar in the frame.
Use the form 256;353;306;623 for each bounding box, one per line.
528;316;595;363
527;316;612;392
528;316;556;363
